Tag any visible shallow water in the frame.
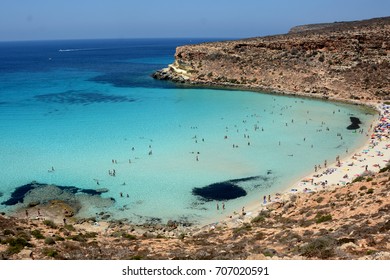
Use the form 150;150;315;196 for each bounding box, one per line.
0;39;376;225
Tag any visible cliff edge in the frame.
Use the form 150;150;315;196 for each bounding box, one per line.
153;17;390;101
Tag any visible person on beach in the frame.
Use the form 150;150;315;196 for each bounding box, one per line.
263;195;267;204
25;210;28;219
222;202;225;210
217;203;219;211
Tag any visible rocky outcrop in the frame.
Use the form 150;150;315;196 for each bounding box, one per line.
154;17;390;101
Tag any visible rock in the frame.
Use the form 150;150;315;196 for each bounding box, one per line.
194;250;211;259
370;252;390;260
266;202;283;211
283;201;294;211
339;242;359;253
379;219;390;232
18;249;33;260
95;188;109;194
27;201;40;207
166;220;177;228
101;214;111;220
153;17;390;102
263;248;278;257
143;232;156;238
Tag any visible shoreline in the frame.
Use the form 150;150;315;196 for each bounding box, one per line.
4;98;388;236
206;101;389;230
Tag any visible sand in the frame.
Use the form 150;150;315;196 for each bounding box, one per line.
212;102;390;229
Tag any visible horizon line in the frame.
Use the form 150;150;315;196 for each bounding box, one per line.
0;36;246;43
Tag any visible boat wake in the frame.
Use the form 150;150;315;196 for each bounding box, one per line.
58;48;101;52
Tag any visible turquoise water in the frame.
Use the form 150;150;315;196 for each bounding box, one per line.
0;39;375;225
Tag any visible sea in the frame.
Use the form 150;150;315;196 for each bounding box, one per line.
0;38;377;225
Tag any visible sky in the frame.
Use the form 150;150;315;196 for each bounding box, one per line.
0;0;389;41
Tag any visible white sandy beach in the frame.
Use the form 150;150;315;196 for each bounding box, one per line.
214;102;390;229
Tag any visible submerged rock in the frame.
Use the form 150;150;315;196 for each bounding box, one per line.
192;182;247;201
1;181;111;206
1;182;43;206
347;116;362;130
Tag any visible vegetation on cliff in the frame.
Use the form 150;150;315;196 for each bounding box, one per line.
1;168;388;260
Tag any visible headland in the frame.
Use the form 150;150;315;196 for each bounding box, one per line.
153;17;389;103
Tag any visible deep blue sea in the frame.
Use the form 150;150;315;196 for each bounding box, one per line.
0;39;376;225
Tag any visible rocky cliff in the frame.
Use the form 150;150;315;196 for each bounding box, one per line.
153;17;390;101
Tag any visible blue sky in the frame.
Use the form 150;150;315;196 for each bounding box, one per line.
0;0;389;41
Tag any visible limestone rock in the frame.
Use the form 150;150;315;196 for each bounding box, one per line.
154;17;390;102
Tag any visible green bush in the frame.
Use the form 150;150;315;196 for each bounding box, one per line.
379;165;390;173
6;237;32;255
42;247;58;258
3;229;15;236
300;237;336;259
43;220;57;229
64;224;76;231
315;214;332;224
17;231;31;241
31;229;45;240
366;188;374;194
253;232;265;240
44;237;56;245
251;215;265;223
54;235;65;242
233;223;252;236
352;176;365;183
67;234;86;242
122;233;137;240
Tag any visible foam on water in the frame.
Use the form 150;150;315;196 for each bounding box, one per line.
0;39;376;225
